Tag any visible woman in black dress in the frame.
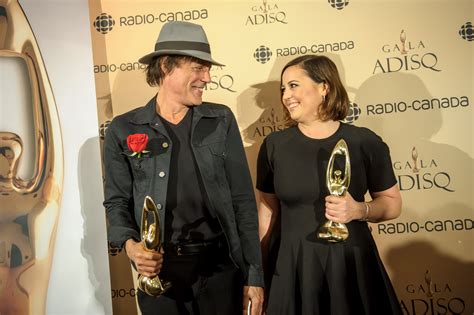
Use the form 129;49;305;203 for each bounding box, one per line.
257;55;402;315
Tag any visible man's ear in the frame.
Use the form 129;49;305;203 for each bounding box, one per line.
159;56;169;75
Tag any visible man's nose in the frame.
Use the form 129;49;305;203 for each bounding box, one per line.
201;69;211;83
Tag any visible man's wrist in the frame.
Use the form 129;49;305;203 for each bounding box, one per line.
124;238;138;254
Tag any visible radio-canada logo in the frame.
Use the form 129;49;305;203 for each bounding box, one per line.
342;102;360;124
374;29;441;73
94;9;208;32
99;120;111;140
328;0;349;10
254;45;273;64
459;22;473;41
108;241;123;256
93;13;115;34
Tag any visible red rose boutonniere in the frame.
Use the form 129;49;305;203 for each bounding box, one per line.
127;134;150;158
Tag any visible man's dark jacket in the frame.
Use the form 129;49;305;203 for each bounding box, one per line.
103;97;264;287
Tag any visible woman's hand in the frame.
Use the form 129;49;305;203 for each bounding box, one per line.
324;184;402;223
324;192;365;223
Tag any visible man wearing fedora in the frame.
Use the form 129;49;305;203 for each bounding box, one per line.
103;21;264;314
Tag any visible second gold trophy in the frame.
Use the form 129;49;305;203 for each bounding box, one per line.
137;196;172;296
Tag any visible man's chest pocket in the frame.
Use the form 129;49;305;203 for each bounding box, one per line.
127;156;154;191
208;141;227;169
193;117;228;171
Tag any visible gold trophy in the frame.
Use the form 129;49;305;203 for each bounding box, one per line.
137;196;171;296
0;0;63;314
317;139;350;243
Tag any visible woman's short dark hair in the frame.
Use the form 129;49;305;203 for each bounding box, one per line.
281;55;349;122
145;55;206;86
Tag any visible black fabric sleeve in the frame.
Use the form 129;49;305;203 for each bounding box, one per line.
102;120;140;249
222;109;264;287
365;134;397;193
256;137;275;193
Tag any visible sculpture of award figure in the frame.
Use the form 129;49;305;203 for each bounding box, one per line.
0;1;63;314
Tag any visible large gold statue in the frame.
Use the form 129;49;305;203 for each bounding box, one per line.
0;0;63;313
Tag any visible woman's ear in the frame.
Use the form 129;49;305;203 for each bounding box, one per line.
322;82;330;96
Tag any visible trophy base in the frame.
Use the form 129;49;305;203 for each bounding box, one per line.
138;275;172;296
317;221;349;243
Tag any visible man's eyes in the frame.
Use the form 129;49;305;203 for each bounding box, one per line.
192;66;210;72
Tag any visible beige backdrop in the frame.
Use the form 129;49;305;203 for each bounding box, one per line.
88;1;473;314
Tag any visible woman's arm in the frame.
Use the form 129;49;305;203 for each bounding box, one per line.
366;184;402;222
325;184;402;223
258;191;280;261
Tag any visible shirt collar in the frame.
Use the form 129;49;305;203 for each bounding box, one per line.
130;96;222;125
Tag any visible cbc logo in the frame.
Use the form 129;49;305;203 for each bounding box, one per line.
108;242;123;256
99;120;111;140
328;0;349;10
94;13;115;34
459;22;473;41
342;102;360;124
254;45;273;64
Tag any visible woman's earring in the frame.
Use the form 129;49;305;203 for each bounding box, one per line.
322;95;326;103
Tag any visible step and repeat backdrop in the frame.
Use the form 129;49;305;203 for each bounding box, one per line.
84;0;472;314
88;1;473;314
3;0;470;314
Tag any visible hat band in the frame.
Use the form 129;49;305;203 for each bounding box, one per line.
155;41;211;53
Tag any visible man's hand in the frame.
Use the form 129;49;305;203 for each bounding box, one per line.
243;285;264;315
125;239;163;277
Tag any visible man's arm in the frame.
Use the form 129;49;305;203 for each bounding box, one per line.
222;110;264;314
102;121;140;248
243;285;264;315
223;110;264;286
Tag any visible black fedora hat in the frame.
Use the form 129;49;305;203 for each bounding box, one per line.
138;21;224;66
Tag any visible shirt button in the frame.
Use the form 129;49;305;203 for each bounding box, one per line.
162;142;169;148
158;171;165;178
156;203;162;210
